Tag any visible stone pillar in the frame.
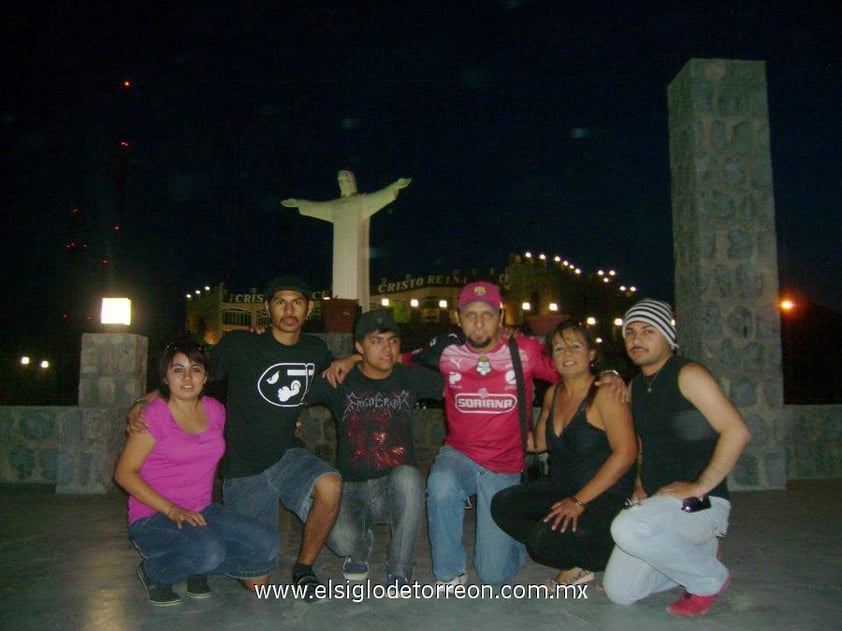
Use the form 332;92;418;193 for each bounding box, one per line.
668;59;787;489
57;333;148;493
78;333;148;408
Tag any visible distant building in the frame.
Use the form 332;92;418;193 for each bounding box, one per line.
185;252;641;350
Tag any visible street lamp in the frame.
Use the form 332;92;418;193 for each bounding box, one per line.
101;297;132;325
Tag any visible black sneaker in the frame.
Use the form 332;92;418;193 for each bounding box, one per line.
136;564;181;607
186;574;212;599
292;571;326;603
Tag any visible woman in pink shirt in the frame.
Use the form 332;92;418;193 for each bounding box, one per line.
115;339;277;606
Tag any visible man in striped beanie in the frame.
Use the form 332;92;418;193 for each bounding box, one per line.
603;299;751;617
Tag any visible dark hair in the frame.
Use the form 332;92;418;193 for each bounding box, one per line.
158;337;212;400
547;319;602;408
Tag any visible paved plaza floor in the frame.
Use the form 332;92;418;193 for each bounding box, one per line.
1;479;839;631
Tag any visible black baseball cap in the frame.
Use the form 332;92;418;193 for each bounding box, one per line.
262;275;312;301
354;310;399;341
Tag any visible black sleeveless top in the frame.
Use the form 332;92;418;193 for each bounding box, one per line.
631;355;728;499
546;383;634;498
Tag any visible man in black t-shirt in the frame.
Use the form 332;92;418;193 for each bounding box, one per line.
130;275;342;602
307;310;443;588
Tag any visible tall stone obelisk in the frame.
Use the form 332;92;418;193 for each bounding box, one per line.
668;59;787;489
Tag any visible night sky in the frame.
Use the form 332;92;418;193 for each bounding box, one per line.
3;1;840;353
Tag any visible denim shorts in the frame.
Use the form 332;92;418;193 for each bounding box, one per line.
222;447;339;537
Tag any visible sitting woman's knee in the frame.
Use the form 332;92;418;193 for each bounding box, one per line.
193;537;226;574
490;485;517;522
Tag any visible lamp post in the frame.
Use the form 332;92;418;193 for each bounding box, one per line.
101;297;132;326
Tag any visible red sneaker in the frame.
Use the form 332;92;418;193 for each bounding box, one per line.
666;577;730;617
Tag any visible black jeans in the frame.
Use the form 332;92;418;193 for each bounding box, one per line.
490;477;625;572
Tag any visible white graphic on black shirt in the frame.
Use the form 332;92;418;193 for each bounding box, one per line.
257;363;315;407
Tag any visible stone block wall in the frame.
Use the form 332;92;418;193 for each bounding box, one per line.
0;406;63;483
0;405;125;492
668;59;787;489
788;405;842;479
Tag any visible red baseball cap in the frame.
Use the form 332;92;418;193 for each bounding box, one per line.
457;281;502;310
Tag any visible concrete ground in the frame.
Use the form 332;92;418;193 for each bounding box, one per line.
1;479;839;631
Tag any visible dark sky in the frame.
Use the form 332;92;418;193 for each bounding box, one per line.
3;1;840;350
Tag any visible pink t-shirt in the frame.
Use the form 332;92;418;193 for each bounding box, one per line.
127;397;226;525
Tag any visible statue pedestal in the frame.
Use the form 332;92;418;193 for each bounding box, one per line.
322;299;359;333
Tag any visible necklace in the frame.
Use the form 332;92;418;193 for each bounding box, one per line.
643;366;664;393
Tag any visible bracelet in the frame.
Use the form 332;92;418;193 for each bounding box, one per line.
570;496;587;507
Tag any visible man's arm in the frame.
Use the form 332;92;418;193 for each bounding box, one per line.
402;332;461;372
657;362;751;499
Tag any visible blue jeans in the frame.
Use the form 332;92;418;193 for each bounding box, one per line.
327;465;424;580
222;447;338;539
603;495;731;603
427;446;526;586
129;503;278;584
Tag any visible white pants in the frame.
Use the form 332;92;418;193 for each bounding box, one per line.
603;495;730;604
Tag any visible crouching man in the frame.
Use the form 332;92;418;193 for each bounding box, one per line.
307;311;443;587
603;299;751;617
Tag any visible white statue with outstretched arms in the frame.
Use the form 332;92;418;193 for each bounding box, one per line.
282;171;411;308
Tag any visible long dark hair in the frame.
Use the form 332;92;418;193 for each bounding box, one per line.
158;337;212;400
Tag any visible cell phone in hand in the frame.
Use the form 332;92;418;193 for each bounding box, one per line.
681;495;711;512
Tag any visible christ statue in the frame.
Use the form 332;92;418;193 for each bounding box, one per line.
281;171;411;309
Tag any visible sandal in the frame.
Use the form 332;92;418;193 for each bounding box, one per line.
293;572;326;603
548;567;595;587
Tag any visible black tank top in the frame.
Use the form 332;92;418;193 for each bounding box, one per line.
546;383;634;498
632;355;728;499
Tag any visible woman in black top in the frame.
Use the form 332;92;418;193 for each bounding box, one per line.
491;320;637;586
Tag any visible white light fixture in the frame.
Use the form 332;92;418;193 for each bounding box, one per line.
549;303;559;312
438;299;448;309
410;298;419;308
381;298;390;307
614;318;624;327
39;360;50;369
20;356;31;366
586;316;597;326
522;302;531;311
101;298;132;325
